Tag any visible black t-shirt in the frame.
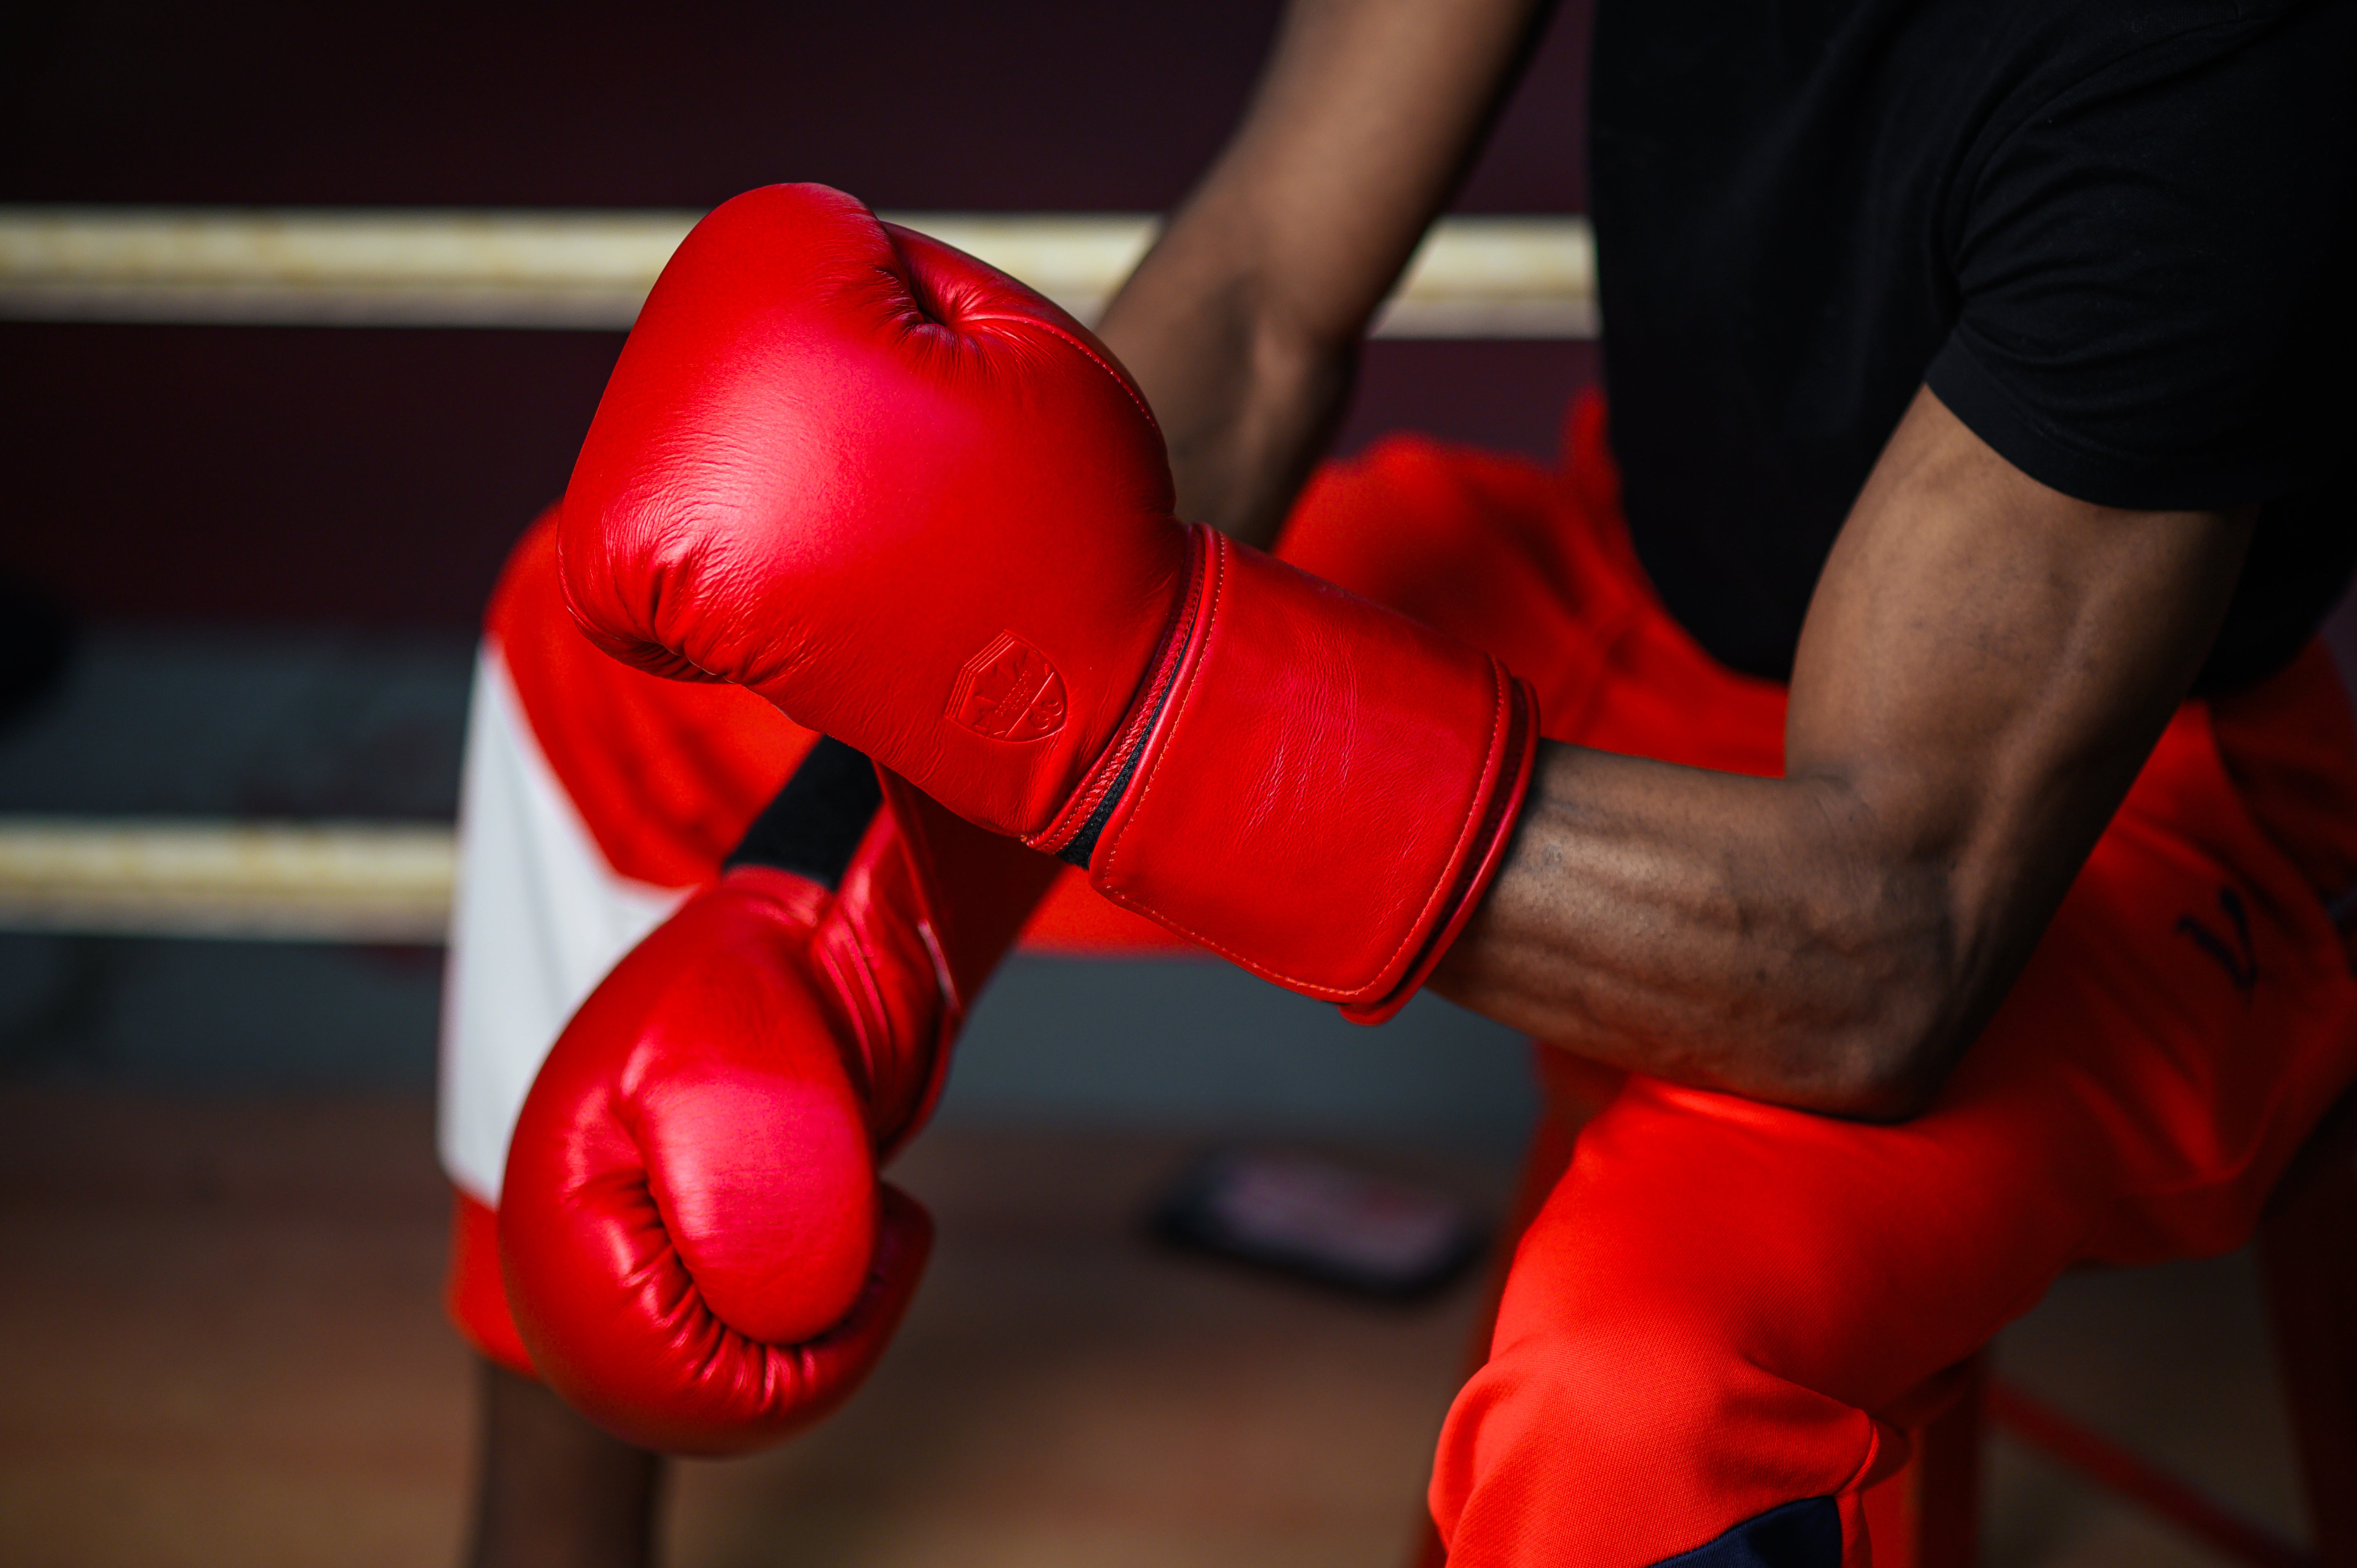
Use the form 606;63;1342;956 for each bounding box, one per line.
1591;0;2357;693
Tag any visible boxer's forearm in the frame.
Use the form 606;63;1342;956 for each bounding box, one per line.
1433;749;1980;1119
1435;388;2251;1121
1097;0;1554;547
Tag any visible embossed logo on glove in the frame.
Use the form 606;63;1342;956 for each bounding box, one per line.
947;631;1067;741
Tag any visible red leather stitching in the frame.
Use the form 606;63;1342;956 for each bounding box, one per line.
1007;316;1165;437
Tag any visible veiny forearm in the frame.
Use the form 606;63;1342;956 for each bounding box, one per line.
1432;390;2249;1120
1432;746;1974;1117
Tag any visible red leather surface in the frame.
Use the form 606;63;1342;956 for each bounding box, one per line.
1090;533;1535;1013
489;507;810;889
499;779;1057;1453
560;184;1187;840
559;182;1536;1015
482;505;1183;948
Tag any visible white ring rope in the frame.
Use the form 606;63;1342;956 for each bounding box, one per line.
0;819;456;943
0;207;1596;338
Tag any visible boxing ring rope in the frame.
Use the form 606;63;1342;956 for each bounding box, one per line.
0;207;1597;337
0;820;456;944
0;203;1596;942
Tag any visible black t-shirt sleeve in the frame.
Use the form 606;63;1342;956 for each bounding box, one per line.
1924;0;2357;512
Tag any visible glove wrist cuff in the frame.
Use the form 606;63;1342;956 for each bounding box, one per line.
1066;531;1539;1020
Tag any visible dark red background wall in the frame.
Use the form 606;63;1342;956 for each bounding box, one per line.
2;0;1595;628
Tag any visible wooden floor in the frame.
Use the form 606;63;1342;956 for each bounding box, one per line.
0;1089;2310;1567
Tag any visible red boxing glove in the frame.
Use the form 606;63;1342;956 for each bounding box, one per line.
500;739;1059;1453
561;184;1536;1023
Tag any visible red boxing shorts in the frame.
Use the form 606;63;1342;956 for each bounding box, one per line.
1277;398;2357;1566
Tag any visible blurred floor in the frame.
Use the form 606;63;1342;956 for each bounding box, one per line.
0;1088;2310;1568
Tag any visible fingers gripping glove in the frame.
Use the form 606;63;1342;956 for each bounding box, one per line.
559;183;1537;1023
499;738;1061;1453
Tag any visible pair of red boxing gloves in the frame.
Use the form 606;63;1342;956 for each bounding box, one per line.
500;183;1541;1451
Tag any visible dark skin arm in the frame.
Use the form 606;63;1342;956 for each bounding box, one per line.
1098;0;1557;548
1432;390;2249;1118
1101;0;2252;1120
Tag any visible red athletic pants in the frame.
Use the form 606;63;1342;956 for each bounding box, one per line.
1281;399;2357;1566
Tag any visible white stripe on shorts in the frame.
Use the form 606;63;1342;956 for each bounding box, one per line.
435;640;687;1205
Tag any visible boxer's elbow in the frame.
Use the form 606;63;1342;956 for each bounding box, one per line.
1790;863;1978;1124
1781;768;2059;1122
1813;1011;1955;1123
